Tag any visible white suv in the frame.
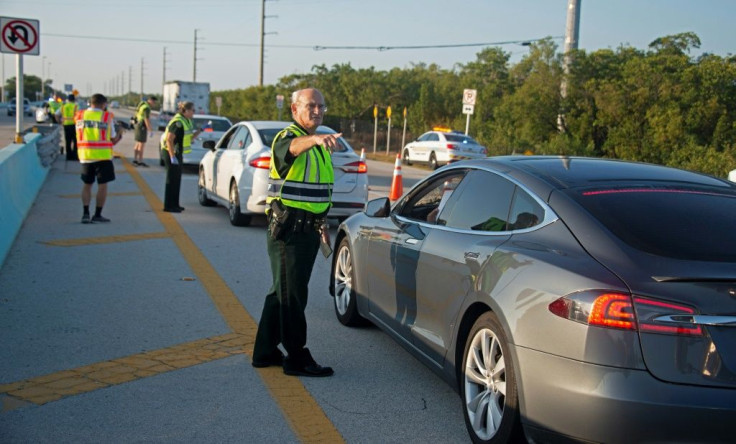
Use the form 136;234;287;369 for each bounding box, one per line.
402;128;487;169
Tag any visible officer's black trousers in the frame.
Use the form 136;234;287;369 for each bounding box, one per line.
163;151;182;210
63;124;78;160
253;226;320;365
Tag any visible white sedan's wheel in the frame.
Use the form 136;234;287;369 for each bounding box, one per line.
461;312;521;443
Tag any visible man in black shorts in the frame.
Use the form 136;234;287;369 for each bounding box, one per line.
132;96;157;166
75;93;122;223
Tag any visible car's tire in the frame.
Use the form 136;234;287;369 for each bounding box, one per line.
197;169;216;207
403;149;412;166
333;237;367;326
429;152;438;170
461;312;522;444
229;181;251;226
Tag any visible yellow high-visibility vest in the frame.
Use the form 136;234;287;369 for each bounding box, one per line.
266;123;334;214
75;109;113;162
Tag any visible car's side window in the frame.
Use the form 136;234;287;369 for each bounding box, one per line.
417;133;431;142
428;133;439;142
508;187;544;230
398;171;467;223
227;128;248;150
218;126;239;149
439;170;515;232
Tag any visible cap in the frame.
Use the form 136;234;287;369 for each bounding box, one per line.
148;95;158;101
67;94;75;101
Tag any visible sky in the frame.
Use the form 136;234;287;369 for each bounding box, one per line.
1;0;735;98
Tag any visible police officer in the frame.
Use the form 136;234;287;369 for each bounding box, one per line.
252;88;341;377
75;93;122;223
161;101;198;212
48;95;62;125
60;94;78;160
132;95;157;166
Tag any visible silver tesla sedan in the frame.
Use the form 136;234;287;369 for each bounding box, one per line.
330;156;736;443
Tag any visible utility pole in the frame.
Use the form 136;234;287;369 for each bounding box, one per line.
163;46;169;93
193;30;199;82
140;57;145;101
259;0;265;86
258;0;278;87
558;0;581;132
40;55;45;100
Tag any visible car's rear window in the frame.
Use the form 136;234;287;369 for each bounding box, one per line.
192;118;231;132
256;127;350;153
569;186;736;261
445;134;478;144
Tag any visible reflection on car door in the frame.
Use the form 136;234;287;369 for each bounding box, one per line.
216;127;250;198
412;169;515;365
365;171;466;346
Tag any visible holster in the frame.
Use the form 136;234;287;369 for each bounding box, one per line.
268;200;290;240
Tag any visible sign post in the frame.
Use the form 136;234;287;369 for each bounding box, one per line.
215;96;223;116
372;105;378;154
385;106;392;155
1;16;40;143
401;106;408;152
275;94;283;120
462;88;477;136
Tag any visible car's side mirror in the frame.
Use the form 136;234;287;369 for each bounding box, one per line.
203;140;216;150
365;197;390;218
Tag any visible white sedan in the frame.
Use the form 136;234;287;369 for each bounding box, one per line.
197;121;368;226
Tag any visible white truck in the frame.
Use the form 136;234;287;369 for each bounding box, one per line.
158;81;211;130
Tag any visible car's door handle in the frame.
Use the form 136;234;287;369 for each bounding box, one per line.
405;238;419;245
464;252;480;260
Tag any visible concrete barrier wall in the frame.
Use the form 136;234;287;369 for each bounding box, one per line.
0;133;50;267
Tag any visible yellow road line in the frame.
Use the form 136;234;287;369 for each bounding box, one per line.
41;231;169;247
0;333;248;408
120;158;344;443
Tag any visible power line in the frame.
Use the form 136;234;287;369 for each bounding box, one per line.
42;32;561;51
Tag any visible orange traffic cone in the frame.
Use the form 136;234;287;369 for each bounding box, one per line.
389;153;403;201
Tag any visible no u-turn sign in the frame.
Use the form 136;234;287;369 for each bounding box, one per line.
0;17;40;56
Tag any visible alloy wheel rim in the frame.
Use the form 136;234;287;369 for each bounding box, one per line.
334;246;352;315
464;328;506;440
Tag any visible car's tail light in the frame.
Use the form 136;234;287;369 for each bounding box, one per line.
549;291;703;336
249;156;271;169
446;143;456;150
340;160;367;174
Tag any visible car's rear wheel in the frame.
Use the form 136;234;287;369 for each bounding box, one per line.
461;312;522;444
429;152;438;170
333;237;366;326
229;181;251;226
198;169;216;207
403;149;412;166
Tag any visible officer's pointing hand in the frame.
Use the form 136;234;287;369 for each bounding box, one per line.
316;132;342;149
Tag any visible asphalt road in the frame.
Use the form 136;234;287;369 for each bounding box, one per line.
0;115;469;443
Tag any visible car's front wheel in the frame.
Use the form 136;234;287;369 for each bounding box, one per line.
461;312;522;444
228;181;251;226
198;169;216;206
333;238;366;326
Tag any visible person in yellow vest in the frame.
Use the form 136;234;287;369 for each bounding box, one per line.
74;93;122;224
161;101;200;212
48;95;62;125
132;95;157;167
58;94;79;161
252;88;340;377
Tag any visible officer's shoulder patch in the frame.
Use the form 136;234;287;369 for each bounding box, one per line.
174;121;183;128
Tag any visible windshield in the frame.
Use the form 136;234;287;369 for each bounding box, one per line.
568;186;736;262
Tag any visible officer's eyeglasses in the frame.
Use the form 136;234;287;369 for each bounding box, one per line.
300;102;327;113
